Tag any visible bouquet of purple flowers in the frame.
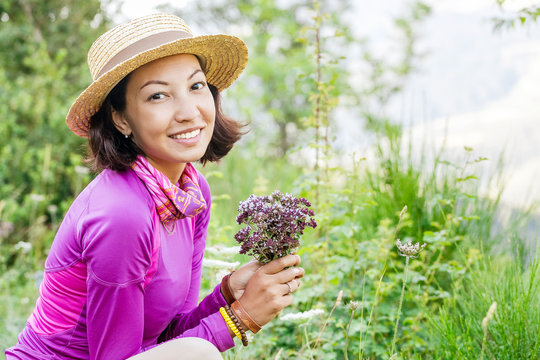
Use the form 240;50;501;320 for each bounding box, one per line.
234;191;317;264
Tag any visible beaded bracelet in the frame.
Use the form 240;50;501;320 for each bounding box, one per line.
219;307;242;340
226;305;249;346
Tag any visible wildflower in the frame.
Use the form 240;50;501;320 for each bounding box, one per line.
214;268;230;284
391;237;427;355
280;308;324;321
29;194;45;203
0;221;14;238
399;205;408;218
234;191;316;264
205;245;241;255
335;290;343;307
347;300;360;311
47;205;58;214
345;300;360;358
74;165;90;175
202;259;239;270
14;241;32;253
480;301;497;360
396;238;426;258
314;290;343;349
482;301;497;331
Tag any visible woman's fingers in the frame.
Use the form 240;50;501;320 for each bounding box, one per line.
283;279;301;295
237;255;304;327
261;254;301;275
229;260;263;299
273;266;304;284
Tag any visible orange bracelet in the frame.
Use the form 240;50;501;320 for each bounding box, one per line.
231;300;261;334
220;272;236;305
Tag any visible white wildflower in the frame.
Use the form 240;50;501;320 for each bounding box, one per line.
280;309;325;321
347;300;360;311
206;245;241;255
482;301;497;331
336;290;343;307
14;241;32;253
202;258;239;270
29;194;45;203
396;238;426;258
399;205;408;218
74;166;89;175
214;268;230;283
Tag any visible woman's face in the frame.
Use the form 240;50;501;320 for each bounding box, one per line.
113;54;215;182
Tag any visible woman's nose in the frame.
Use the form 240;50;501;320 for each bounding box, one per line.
173;95;199;122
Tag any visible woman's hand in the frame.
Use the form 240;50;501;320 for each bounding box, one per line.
228;260;262;299
237;254;304;328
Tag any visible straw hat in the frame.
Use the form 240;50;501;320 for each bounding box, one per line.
66;13;248;138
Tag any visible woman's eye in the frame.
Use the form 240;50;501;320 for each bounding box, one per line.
149;93;165;101
191;81;206;91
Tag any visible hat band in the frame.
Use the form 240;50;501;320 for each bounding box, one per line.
95;30;193;79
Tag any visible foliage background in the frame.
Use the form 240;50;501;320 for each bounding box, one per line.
1;0;539;359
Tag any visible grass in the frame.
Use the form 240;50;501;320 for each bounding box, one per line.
429;257;540;360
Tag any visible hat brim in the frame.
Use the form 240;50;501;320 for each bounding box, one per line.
66;34;248;138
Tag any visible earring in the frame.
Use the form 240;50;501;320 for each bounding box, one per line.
125;134;130;139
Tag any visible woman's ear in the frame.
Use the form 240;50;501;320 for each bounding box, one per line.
112;109;132;137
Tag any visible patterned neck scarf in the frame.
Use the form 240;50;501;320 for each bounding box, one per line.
131;155;207;224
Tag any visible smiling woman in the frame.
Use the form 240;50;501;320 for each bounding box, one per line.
5;13;305;360
112;54;217;183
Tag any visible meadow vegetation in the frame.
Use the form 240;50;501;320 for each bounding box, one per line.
1;1;539;359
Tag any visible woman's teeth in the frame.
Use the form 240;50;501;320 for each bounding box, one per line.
170;129;200;139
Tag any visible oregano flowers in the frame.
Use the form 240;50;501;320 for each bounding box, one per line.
234;191;317;264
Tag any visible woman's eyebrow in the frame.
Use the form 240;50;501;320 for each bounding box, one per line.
139;69;202;90
188;69;203;80
140;80;169;90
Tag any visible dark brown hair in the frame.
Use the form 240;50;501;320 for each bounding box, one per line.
87;76;245;172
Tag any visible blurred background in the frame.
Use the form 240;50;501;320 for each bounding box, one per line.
112;0;540;210
1;1;539;359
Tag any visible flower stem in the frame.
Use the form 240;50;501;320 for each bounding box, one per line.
344;309;355;360
360;267;386;359
304;326;315;360
391;256;409;355
314;290;343;349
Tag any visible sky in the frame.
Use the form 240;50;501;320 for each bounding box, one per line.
105;0;540;210
402;1;540;211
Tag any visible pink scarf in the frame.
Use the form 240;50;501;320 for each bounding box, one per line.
131;155;207;224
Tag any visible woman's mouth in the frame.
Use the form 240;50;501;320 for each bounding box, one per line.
169;128;201;140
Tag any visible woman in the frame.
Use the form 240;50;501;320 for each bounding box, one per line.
5;13;303;360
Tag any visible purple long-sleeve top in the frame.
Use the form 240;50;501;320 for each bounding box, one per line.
5;168;234;360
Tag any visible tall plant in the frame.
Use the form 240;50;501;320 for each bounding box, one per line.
0;0;111;261
175;0;354;157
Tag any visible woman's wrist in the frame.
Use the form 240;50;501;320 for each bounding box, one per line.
219;306;249;346
231;300;261;334
220;272;236;305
